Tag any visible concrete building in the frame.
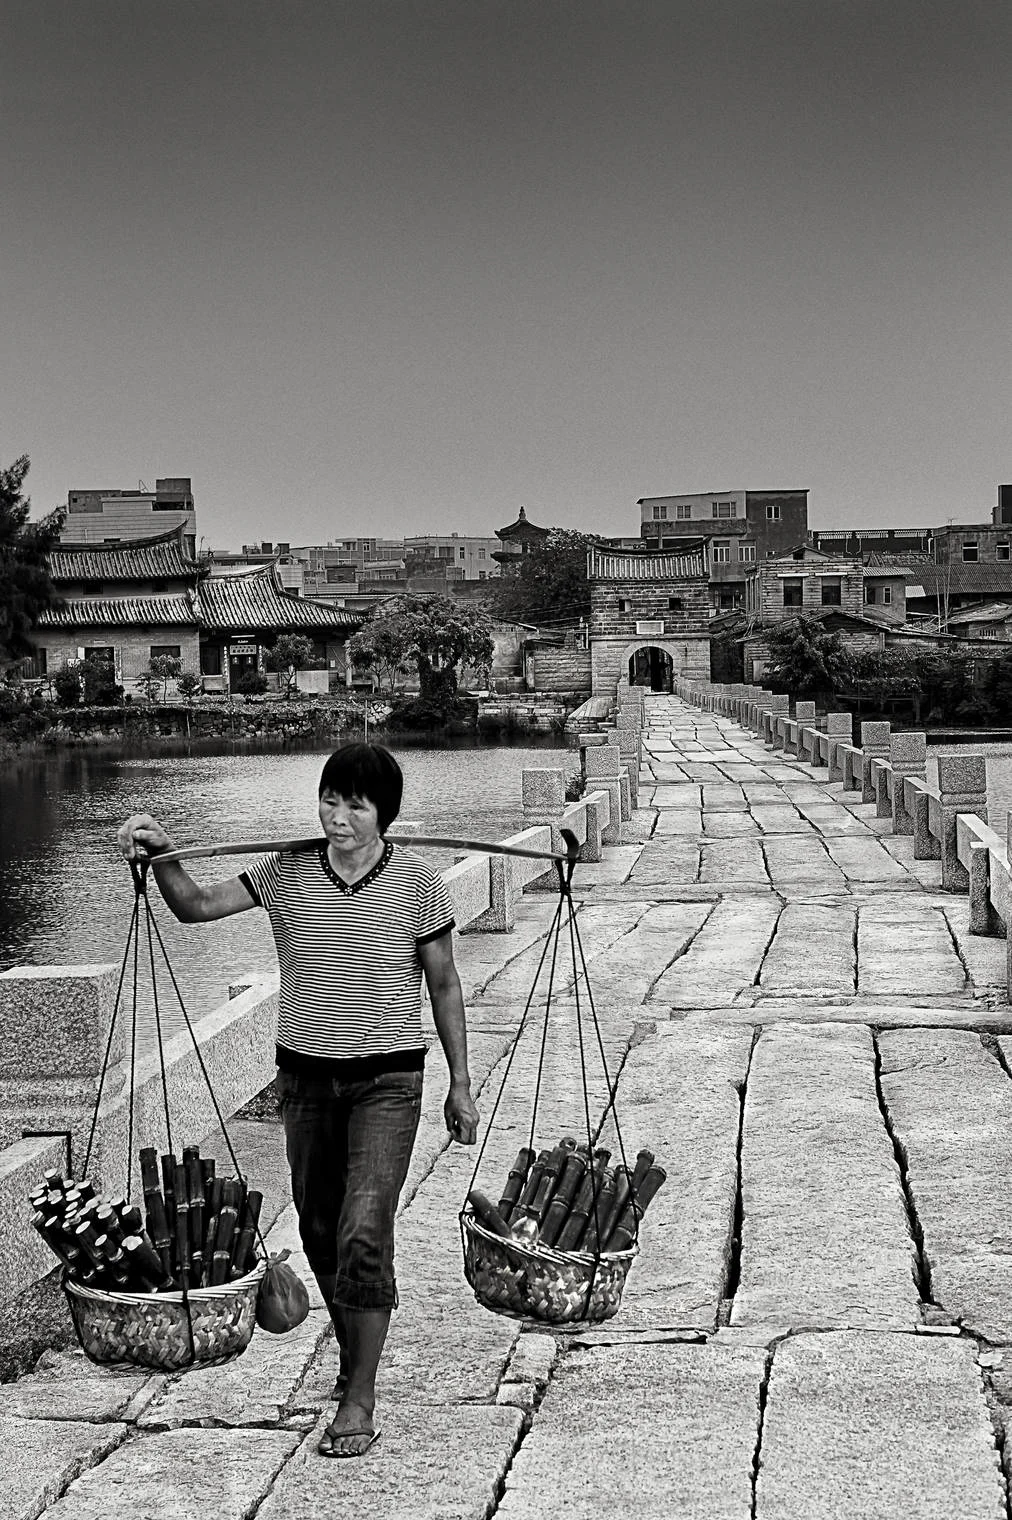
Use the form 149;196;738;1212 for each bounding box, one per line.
61;478;196;557
403;533;499;583
587;544;711;697
745;546;909;627
638;489;809;611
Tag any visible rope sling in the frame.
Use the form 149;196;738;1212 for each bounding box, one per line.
459;830;646;1325
61;856;271;1371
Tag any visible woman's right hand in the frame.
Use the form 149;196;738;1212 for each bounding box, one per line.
117;813;175;861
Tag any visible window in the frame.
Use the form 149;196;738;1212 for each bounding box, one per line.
618;598;631;612
767;549;777;558
651;504;668;520
478;571;486;580
711;500;736;518
738;542;756;562
150;644;181;659
459;547;466;559
201;644;223;676
478;548;486;558
783;578;803;607
999;543;1010;561
711;541;730;563
963;542;979;562
865;585;877;604
766;504;781;520
882;586;892;605
821;577;842;606
668;596;684;611
676;504;692;520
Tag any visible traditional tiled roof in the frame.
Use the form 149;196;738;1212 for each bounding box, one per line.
588;547;707;580
906;564;1012;596
946;601;1012;625
49;526;199;583
38;595;197;628
197;566;359;631
862;551;932;568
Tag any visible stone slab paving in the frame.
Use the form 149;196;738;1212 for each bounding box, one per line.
497;1342;765;1520
733;1023;920;1330
822;835;913;882
626;837;698;885
649;897;782;1009
857;903;969;999
759;903;856;996
258;1405;524;1520
755;1333;1003;1520
42;1427;303;1519
880;1029;1012;1342
762;835;847;891
3;1417;127;1520
698;838;771;885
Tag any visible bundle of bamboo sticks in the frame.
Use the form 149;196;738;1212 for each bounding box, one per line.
467;1136;665;1255
29;1143;262;1294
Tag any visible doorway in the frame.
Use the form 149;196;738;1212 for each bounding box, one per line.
628;646;673;692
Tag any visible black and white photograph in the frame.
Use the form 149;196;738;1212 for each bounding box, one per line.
1;2;1011;1514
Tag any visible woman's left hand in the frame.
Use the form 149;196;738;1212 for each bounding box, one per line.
444;1081;479;1145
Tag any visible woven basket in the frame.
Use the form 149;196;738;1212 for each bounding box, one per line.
63;1259;267;1372
461;1213;636;1325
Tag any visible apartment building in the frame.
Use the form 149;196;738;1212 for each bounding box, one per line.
61;478;196;557
638;489;809;610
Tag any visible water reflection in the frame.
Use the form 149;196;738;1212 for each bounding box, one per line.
0;742;572;1031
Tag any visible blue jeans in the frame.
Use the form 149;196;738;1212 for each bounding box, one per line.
276;1066;423;1311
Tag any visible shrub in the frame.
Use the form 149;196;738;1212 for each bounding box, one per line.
234;670;269;697
52;664;82;706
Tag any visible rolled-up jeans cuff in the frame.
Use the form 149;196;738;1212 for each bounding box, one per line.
332;1271;397;1311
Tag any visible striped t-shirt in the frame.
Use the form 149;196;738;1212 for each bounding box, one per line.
239;843;455;1063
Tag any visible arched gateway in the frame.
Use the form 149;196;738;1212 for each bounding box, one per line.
586;545;712;699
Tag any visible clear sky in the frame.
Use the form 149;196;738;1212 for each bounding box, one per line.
3;0;1009;547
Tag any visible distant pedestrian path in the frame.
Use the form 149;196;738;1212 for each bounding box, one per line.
4;693;1011;1519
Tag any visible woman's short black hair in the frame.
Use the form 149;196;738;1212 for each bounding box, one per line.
318;743;403;833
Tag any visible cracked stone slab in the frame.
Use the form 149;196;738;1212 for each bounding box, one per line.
627;837;700;885
759;903;856;996
702;784;748;812
137;1307;330;1427
650;897;781;1008
571;901;713;1004
597;1024;752;1331
1;1416;127;1520
698;839;770;885
857;904;968;997
762;835;847;890
756;1332;1003;1520
733;1023;919;1330
823;836;911;881
43;1426;301;1519
497;1341;765;1520
750;807;816;835
258;1404;524;1520
0;1349;163;1423
880;1028;1012;1342
702;812;761;837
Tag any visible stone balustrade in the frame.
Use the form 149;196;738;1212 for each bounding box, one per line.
675;672;1007;974
0;696;647;1307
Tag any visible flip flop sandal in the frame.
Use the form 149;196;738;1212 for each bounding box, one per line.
318;1425;381;1459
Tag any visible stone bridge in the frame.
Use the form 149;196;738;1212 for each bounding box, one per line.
4;691;1012;1518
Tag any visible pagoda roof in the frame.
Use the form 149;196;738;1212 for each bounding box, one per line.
495;506;550;543
38;594;197;628
49;525;200;582
196;565;359;631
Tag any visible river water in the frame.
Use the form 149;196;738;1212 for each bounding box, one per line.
0;741;573;1031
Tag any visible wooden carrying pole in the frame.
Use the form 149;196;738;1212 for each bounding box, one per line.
147;831;576;867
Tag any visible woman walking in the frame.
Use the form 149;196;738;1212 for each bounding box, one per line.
118;742;479;1458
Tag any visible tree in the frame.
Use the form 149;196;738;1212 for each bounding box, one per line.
350;595;494;720
762;615;850;699
346;615;415;698
0;455;66;667
135;654;181;703
490;528;598;626
266;633;316;699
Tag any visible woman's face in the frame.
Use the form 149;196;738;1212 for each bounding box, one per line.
318;789;381;852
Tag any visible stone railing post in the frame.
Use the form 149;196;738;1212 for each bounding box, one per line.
0;965;127;1174
860;721;891;803
770;694;789;750
910;780;941;861
787;701;815;757
584;744;624;845
807;712;850;769
888;733;927;834
821;712;853;775
937;754;988;893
